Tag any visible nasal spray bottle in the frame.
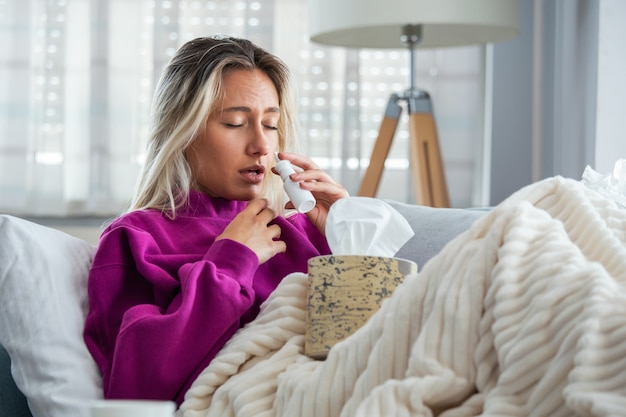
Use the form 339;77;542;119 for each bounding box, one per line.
274;153;316;213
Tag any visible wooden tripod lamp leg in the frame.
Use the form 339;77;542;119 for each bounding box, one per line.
407;95;450;207
358;95;402;197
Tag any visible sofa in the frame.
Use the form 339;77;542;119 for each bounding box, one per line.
0;200;488;417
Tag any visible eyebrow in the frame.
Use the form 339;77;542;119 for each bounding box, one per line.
222;106;280;114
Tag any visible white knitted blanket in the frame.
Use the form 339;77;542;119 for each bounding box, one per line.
178;177;626;417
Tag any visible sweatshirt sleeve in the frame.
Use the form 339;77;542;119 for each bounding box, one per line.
286;212;332;255
83;223;259;404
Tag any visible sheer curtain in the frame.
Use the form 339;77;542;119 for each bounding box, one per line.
0;0;486;216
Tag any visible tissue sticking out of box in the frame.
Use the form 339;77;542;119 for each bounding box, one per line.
581;159;626;209
325;197;415;256
613;159;626;194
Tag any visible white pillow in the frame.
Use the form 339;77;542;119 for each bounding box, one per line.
0;214;103;417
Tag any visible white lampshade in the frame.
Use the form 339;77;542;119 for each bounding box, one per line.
309;0;519;49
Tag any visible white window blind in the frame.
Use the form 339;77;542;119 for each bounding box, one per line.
0;0;486;216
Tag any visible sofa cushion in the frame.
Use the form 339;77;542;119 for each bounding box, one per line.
385;200;488;270
0;215;103;417
0;343;31;417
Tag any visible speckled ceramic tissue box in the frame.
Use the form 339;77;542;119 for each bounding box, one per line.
304;255;418;359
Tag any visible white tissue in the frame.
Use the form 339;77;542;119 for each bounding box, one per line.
581;159;626;209
325;197;415;256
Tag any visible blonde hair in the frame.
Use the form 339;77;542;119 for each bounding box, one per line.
128;36;299;217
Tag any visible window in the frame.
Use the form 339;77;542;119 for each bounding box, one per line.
0;0;486;216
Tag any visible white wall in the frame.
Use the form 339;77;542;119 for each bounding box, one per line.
490;0;625;205
595;0;626;174
490;0;534;205
25;217;104;246
57;226;102;246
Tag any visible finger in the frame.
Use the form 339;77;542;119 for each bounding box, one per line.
246;198;270;214
272;240;287;255
276;152;320;171
292;171;346;196
300;181;350;201
268;224;282;240
257;206;277;224
291;168;333;184
247;199;279;222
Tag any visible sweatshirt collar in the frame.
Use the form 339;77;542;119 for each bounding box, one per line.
177;190;248;218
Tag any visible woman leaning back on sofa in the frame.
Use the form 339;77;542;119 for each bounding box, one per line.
82;35;349;406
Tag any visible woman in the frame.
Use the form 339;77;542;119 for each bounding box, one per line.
83;36;348;406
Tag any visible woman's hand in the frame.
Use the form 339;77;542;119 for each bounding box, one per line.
274;151;349;235
215;199;286;264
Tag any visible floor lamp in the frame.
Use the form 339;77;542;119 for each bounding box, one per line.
308;0;519;207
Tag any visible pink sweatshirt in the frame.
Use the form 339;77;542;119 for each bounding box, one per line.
83;191;330;405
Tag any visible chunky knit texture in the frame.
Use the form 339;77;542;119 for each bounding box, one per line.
179;176;626;417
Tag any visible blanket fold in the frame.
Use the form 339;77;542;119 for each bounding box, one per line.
179;176;626;417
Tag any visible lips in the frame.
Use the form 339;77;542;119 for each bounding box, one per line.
239;164;266;183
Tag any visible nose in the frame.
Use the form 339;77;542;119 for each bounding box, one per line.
247;123;271;156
